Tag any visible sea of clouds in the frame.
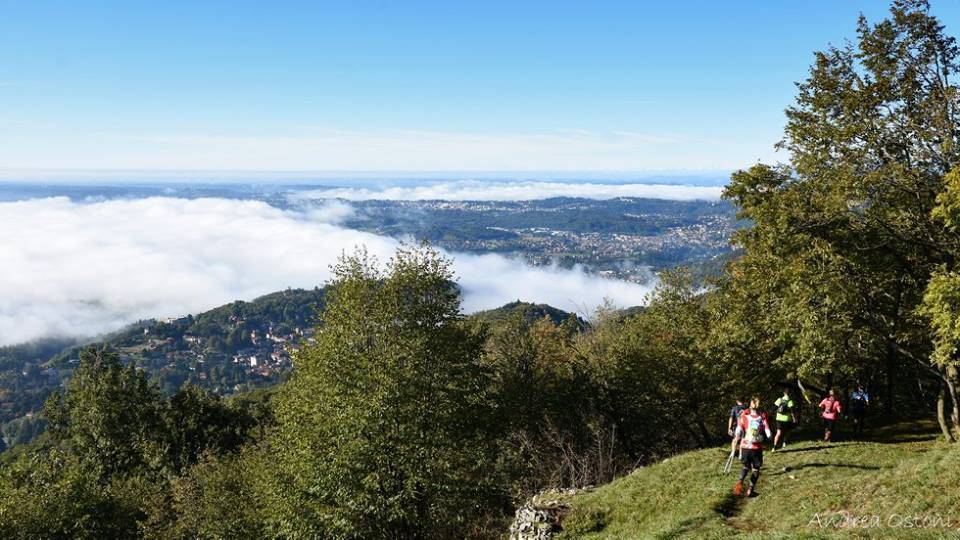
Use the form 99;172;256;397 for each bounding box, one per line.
0;196;655;346
290;180;724;202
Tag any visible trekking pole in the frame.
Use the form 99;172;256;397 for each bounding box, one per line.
723;449;736;474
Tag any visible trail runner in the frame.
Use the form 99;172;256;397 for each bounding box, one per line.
733;397;772;498
772;388;797;451
819;389;842;443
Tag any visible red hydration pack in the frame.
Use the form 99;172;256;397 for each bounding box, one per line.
738;410;769;450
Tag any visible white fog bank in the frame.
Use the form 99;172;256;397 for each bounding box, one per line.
0;197;653;346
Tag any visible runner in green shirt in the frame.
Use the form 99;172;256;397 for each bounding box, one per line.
772;388;797;451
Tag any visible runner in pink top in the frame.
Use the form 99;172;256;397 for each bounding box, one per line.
819;389;842;442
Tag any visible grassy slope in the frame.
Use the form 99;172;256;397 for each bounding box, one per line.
558;420;960;539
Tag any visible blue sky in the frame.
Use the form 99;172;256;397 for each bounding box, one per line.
2;1;959;174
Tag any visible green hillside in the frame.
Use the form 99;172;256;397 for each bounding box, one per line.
556;421;960;539
0;293;587;451
472;300;586;328
0;288;326;449
48;287;327;394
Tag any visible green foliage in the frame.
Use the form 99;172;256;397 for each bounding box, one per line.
270;245;508;538
721;0;960;408
483;271;747;496
471;300;587;330
919;270;960;366
164;384;254;474
483;310;599;492
0;337;77;427
0;448;146;538
153;450;268;539
613;270;728;446
571;272;738;459
924;168;960;369
0;414;46;449
44;347;166;480
0;346;260;538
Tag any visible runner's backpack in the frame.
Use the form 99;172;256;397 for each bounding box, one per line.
777;398;791;415
852;392;867;412
743;413;766;445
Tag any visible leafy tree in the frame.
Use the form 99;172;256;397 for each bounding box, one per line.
0;347;262;537
149;450;268;539
163;384;253;474
918;270;960;440
43;347;166;480
723;0;960;418
270;246;507;538
620;270;728;446
575;273;738;460
917;167;960;440
0;415;46;449
482;311;605;491
0;448;144;538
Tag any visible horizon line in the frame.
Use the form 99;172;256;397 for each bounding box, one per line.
0;167;736;184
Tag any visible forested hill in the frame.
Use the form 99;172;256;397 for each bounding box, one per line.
471;300;588;329
54;287;328;392
0;289;583;449
0;288;326;446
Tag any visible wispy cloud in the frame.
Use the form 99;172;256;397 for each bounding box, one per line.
0;197;653;346
122;129;712;171
0;127;753;172
0;124;776;171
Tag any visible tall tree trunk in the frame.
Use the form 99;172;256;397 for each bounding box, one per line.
683;395;711;448
610;417;639;462
695;417;711;448
945;364;960;440
884;341;896;417
599;399;639;461
883;283;906;418
936;378;956;442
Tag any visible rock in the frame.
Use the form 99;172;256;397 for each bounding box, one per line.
508;488;590;540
